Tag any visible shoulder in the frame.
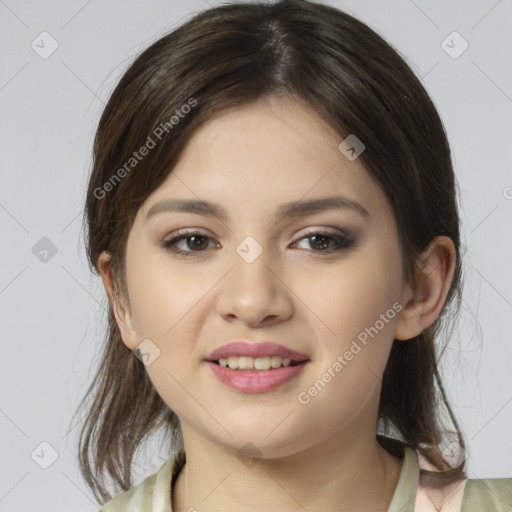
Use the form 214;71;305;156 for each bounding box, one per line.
416;476;512;511
98;472;157;512
460;478;512;511
416;454;512;511
98;452;181;512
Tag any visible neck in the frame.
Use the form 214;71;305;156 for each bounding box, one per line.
172;429;403;512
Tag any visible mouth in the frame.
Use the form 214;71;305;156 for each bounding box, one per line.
205;341;309;366
204;341;310;392
207;355;306;371
204;355;310;393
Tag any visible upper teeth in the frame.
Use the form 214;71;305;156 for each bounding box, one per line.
219;355;293;370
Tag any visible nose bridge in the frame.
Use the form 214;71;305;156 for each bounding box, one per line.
231;236;276;295
215;236;292;324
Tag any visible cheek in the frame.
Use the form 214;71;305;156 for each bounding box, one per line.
297;277;400;433
126;252;211;341
299;245;402;406
306;248;402;343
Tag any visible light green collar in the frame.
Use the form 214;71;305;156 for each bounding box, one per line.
386;446;419;512
167;445;420;512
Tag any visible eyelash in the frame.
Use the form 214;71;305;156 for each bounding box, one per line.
161;228;354;257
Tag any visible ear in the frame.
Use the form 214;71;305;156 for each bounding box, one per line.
394;236;457;341
97;251;139;350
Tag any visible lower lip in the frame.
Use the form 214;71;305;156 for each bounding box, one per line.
204;360;309;393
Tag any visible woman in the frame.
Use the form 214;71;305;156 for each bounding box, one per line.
77;0;512;510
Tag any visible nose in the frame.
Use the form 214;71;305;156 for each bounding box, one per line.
215;246;294;328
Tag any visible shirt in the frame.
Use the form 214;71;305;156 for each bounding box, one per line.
99;446;512;511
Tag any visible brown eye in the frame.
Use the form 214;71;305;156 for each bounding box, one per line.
185;235;210;251
162;231;218;256
293;231;354;252
308;234;336;250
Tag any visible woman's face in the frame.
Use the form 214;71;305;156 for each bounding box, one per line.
117;95;409;457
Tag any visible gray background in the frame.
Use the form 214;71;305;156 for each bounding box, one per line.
1;0;511;510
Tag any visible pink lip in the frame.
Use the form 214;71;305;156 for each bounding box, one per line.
205;360;309;393
205;341;309;362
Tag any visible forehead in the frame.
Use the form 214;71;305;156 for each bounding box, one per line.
138;95;390;222
173;95;344;181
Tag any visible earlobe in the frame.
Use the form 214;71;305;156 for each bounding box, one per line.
97;251;139;350
394;236;456;341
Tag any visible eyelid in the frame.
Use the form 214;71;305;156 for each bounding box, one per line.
162;229;218;247
162;227;213;242
162;226;350;243
161;225;354;256
294;226;350;237
291;227;354;250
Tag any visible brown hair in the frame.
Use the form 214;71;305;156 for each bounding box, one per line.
75;0;466;503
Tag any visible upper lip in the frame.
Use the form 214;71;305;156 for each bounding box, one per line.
205;341;309;362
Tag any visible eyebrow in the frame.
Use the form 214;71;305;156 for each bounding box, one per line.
145;196;370;223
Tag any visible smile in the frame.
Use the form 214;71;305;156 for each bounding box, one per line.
205;359;309;393
215;355;302;371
